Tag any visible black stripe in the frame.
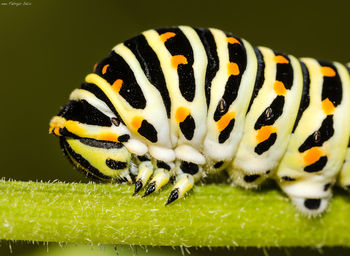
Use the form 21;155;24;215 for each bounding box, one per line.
157;27;195;102
157;160;171;170
274;52;293;89
194;28;219;107
117;134;130;142
79;138;123;149
254;96;284;130
218;119;235;144
282;176;295;181
124;34;171;118
105;159;128;170
214;76;240;122
246;48;265;114
244;174;260;183
225;33;247;70
81;83;124;125
298;115;334;153
59;128;81;139
213;161;224;169
58;100;112;127
180;161;199;175
138;120;158;143
213;34;247;121
95;51;146;109
292;61;310;133
60;137;112;181
324;183;331;191
304;156;328;173
255;133;277;155
319;61;342;107
138;155;150;161
179;114;195;140
304;199;321;210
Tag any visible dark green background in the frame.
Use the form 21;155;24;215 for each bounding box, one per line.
0;0;349;255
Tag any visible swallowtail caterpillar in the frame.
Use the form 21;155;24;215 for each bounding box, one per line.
49;26;350;216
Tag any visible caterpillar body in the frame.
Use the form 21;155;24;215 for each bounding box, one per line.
49;26;350;215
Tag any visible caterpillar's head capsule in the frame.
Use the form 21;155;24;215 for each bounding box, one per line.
49;97;132;182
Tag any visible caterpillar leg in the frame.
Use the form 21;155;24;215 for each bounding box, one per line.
143;168;171;196
166;173;194;205
291;197;330;215
166;160;203;205
133;159;153;195
142;159;174;197
277;174;333;215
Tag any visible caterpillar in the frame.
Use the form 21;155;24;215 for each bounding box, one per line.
49;26;350;216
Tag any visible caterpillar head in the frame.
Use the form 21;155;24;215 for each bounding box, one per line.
49;98;132;182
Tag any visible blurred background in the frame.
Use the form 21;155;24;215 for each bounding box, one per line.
0;0;349;255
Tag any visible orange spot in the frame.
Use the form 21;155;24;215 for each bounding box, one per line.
175;107;190;123
49;126;56;134
274;81;287;96
304;147;323;165
256;126;277;143
131;116;143;130
93;63;97;72
217;112;235;132
102;64;109;75
227;62;240;76
171;55;188;68
160;32;176;42
54;127;61;136
322;98;335;115
112;79;123;93
98;133;119;142
226;37;240;45
321;66;336;77
274;55;289;64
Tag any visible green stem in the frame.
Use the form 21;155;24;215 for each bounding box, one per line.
1;180;350;247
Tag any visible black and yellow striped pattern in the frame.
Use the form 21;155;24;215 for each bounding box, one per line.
49;26;350;215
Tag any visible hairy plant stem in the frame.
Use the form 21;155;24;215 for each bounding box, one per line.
1;180;350;247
